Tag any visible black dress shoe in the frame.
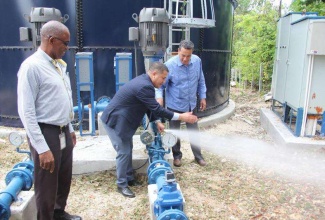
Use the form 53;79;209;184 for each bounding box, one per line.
117;186;135;198
196;159;207;166
53;210;82;220
173;158;182;167
128;180;142;187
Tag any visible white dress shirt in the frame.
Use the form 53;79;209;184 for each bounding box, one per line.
17;48;74;154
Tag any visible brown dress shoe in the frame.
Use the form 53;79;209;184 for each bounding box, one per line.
173;159;182;167
197;159;207;166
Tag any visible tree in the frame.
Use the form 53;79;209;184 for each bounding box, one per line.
232;0;325;92
290;0;325;15
232;1;278;91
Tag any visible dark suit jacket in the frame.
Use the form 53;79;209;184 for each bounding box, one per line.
101;74;174;139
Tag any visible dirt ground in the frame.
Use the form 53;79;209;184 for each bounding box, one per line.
1;87;325;220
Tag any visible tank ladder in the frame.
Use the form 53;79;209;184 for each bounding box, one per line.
165;0;216;59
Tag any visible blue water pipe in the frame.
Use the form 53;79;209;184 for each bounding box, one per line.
0;157;34;220
320;111;325;136
73;98;110;115
73;96;110;136
144;125;188;220
74;51;130;136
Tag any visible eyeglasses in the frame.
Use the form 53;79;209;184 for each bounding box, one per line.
48;35;69;46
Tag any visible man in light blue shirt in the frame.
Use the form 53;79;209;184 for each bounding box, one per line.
156;40;207;167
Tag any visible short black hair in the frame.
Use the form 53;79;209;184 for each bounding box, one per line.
149;62;169;74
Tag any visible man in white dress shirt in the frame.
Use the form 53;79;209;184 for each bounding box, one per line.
17;20;81;220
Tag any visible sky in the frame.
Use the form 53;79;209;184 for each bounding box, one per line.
273;0;293;7
271;0;294;15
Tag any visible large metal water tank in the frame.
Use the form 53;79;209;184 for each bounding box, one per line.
0;0;237;127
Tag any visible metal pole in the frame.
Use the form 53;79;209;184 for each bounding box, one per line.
259;63;263;93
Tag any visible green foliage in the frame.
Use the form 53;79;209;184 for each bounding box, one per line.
232;0;324;91
232;1;278;91
236;0;274;15
290;0;325;15
235;0;254;14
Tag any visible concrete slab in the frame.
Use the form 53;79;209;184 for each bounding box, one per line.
260;108;325;149
199;99;235;128
10;191;36;220
77;99;236;175
73;135;173;175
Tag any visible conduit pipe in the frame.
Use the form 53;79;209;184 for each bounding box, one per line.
301;54;314;136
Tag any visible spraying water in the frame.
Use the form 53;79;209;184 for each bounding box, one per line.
165;128;325;187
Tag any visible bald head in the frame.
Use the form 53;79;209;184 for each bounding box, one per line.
40;20;69;40
40;20;70;59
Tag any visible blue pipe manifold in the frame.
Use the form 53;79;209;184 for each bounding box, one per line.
146;132;188;220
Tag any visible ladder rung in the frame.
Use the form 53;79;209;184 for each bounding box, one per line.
171;0;188;3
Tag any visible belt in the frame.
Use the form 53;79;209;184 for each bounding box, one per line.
167;107;198;115
38;122;68;132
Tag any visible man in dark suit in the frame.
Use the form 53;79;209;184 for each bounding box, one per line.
100;62;197;198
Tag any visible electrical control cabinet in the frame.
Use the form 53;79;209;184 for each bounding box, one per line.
272;12;317;104
285;17;325;114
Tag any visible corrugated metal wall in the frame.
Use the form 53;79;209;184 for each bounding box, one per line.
0;0;236;127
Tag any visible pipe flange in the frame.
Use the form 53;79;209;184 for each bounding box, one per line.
148;166;171;185
147;160;171;176
157;209;188;220
5;161;34;190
